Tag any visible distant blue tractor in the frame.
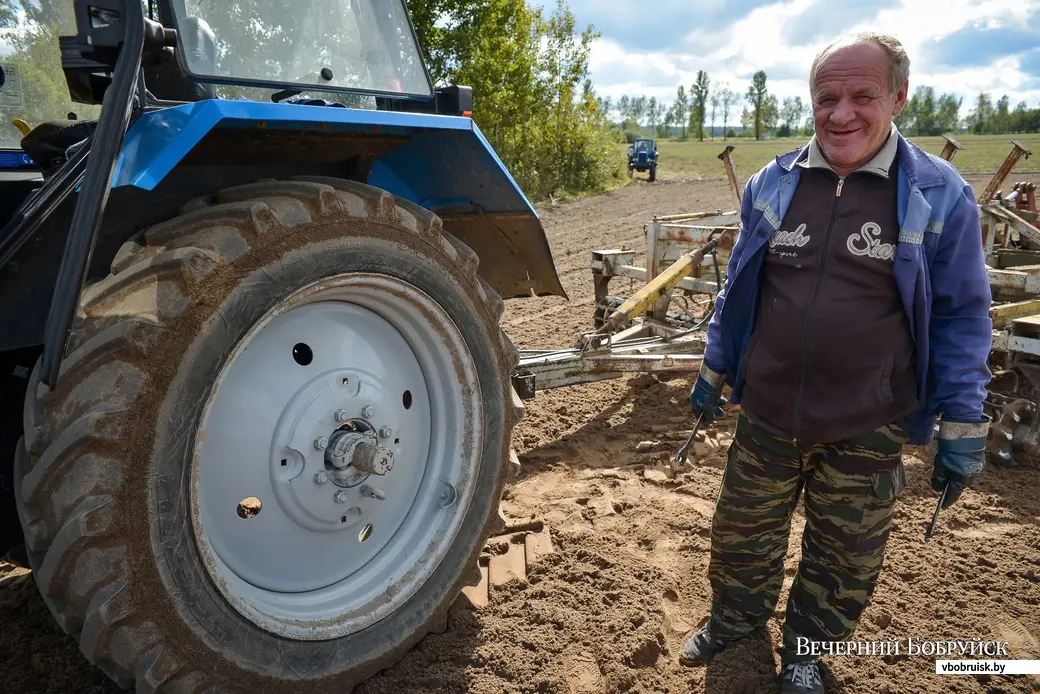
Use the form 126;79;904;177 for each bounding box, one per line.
0;1;564;691
628;137;658;182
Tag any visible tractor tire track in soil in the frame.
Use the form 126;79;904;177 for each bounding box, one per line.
3;174;1040;694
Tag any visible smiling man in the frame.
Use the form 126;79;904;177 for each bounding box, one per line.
680;32;992;693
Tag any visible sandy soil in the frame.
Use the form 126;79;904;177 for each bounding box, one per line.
2;173;1040;694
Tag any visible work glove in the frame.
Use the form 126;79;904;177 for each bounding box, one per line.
931;418;989;509
690;364;727;421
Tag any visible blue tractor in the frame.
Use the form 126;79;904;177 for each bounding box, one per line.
0;0;564;690
628;137;658;182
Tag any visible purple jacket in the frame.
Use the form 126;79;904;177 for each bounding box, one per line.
703;134;992;445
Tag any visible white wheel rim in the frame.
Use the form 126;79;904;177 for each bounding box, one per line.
190;273;481;640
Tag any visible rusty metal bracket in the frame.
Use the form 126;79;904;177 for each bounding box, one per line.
718;145;742;209
980;140;1033;204
939;134;964;162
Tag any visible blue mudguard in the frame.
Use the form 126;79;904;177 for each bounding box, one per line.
113;99;564;298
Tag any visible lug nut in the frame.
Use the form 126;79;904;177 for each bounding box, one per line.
314;471;329;485
361;405;375;418
334;490;349;504
335;409;350;423
379;426;393;438
314;436;329;450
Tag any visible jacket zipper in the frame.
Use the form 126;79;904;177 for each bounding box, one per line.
790;176;844;446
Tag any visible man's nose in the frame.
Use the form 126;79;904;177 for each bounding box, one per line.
829;98;856;125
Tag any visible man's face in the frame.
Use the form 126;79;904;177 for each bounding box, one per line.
811;42;908;174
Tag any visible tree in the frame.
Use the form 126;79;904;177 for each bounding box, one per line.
663;105;675;137
934;93;962;135
1011;101;1030;133
995;95;1011;134
407;0;625;199
778;96;804;138
718;84;735;141
803;115;815;137
762;94;779;134
618;95;631;121
740;106;754;134
745;70;770;140
967;92;994;135
709;83;720;141
632;95;648;129
691;70;710;141
912;86;936;136
647;96;660;132
674;85;689;139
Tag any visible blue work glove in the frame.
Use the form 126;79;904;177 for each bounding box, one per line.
690;364;727;421
932;419;989;509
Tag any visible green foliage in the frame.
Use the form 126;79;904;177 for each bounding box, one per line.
690;70;709;141
407;0;624;199
674;85;688;139
745;71;769;140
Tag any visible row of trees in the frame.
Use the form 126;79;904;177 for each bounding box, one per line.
896;88;1040;136
606;71;809;141
612;72;1040;142
0;0;624;200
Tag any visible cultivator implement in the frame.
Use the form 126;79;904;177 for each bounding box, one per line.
513;139;1040;469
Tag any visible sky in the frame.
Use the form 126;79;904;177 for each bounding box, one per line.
528;0;1040;122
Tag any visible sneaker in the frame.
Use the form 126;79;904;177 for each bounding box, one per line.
780;659;825;694
678;623;727;666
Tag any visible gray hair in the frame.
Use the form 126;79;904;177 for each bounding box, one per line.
809;32;910;101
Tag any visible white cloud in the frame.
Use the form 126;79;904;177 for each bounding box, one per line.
572;0;1040;118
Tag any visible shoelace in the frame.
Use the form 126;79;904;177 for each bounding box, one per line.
689;626;723;651
784;661;822;689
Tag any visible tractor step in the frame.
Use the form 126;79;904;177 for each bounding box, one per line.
456;525;555;610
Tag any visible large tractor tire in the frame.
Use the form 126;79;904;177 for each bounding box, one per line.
15;177;523;693
648;164;657;183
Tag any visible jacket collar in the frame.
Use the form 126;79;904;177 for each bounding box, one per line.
775;129;946;190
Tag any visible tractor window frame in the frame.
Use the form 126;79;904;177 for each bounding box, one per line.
165;0;436;103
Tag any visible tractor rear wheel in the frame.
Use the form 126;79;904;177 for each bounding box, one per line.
15;177;522;692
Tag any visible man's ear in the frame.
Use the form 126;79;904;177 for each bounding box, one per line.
892;79;909;116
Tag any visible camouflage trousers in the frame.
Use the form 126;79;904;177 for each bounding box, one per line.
708;411;908;662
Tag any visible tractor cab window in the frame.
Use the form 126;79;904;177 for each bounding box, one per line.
171;0;432;99
0;1;102;149
634;141;648;152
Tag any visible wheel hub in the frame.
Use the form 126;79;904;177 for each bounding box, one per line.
268;371;402;532
325;425;395;476
190;274;482;641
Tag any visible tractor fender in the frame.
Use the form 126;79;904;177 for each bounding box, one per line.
114;99;565;300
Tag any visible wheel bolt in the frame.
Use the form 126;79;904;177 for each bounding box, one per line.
379;426;393;438
314;471;329;485
361;405;375;418
334;490;349;504
335;409;350;423
314;436;329;450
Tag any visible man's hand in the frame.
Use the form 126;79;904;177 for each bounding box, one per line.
932;420;989;508
690;364;727;421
